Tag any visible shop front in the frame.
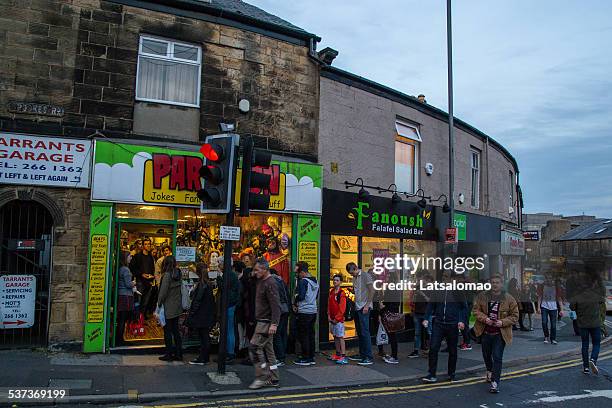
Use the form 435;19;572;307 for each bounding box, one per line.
83;140;322;353
319;189;440;344
500;227;525;284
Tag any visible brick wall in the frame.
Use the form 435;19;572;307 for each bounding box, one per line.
0;0;319;157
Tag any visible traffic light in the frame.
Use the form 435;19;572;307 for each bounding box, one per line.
198;134;238;214
239;136;272;216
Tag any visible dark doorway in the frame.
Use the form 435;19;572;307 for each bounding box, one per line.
0;200;53;348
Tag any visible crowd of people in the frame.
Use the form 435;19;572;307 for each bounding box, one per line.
116;244;608;393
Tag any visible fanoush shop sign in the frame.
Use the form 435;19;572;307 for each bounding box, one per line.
91;140;322;214
321;189;438;240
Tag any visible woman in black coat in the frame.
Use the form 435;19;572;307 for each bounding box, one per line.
186;263;216;365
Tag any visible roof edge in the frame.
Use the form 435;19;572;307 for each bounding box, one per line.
321;65;519;172
111;0;321;42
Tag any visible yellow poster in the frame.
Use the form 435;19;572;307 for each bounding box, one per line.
298;241;319;277
142;160;201;206
87;234;108;323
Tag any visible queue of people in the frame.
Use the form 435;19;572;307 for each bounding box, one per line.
116;246;607;394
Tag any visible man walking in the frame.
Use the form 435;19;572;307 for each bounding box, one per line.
422;271;467;383
472;274;519;393
271;268;290;366
248;259;281;390
347;262;375;366
293;261;319;366
537;275;563;344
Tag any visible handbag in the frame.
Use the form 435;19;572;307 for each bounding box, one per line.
381;309;405;333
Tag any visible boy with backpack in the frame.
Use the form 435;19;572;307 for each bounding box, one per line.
328;274;349;364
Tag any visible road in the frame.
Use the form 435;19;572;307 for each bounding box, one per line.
122;351;612;408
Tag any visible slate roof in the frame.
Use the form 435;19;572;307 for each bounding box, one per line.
554;219;612;241
170;0;319;40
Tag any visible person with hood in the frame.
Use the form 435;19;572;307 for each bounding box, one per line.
185;263;216;365
157;255;184;361
472;274;519;393
422;271;468;383
293;261;319;366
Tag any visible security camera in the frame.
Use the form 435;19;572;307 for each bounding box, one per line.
425;163;434;176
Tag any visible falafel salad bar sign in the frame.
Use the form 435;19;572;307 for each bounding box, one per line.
0;133;92;188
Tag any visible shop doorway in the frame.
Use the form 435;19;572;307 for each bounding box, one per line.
110;221;174;348
0;200;53;349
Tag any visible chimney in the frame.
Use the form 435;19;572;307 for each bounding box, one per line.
417;94;426;103
318;47;339;65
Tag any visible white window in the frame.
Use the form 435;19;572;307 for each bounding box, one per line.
136;36;201;107
394;120;421;194
470;150;480;208
509;171;515;208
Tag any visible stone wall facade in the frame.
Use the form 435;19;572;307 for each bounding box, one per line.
0;0;319;157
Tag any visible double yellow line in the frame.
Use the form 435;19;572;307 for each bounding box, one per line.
147;350;612;408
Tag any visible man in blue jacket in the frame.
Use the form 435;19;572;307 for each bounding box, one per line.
422;271;468;383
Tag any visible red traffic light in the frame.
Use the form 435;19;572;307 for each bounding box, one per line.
200;143;224;162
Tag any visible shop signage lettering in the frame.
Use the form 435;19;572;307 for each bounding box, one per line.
321;189;437;240
523;230;539;241
501;230;525;256
92;141;321;213
350;201;429;237
0;133;91;188
175;246;196;262
8;101;64;117
0;275;36;329
298;241;319;277
86;234;108;323
453;213;467;241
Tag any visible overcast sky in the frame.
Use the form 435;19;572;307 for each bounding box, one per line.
250;0;612;219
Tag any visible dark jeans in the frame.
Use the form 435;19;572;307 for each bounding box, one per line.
116;310;130;345
163;317;182;357
197;327;211;362
429;321;459;377
580;327;601;368
378;331;398;359
273;313;289;362
518;310;527;330
296;313;317;360
414;314;432;350
541;308;557;340
481;333;506;383
354;308;373;360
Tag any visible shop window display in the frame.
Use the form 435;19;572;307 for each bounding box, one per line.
329;235;358;340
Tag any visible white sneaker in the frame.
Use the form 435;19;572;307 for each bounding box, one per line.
383;356;399;364
551;340;558;345
248;379;266;390
589;359;599;375
543;337;550;344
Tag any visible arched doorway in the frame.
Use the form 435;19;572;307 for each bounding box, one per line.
0;200;53;348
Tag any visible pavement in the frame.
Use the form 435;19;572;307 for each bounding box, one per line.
1;315;611;406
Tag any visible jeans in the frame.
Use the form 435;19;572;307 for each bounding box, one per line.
296;313;317;360
163;317;182;357
429;321;459;377
413;314;432;350
227;305;236;357
541;308;557;341
197;327;211;362
354;308;373;360
481;333;506;383
580;327;601;368
273;313;289;361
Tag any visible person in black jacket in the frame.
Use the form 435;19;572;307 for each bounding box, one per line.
186;263;216;365
422;271;468;383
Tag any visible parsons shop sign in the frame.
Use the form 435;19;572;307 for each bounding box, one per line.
321;189;438;240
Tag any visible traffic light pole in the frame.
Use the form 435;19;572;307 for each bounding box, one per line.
217;138;239;375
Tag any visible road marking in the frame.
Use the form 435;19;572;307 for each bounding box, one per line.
147;351;612;408
529;389;612;403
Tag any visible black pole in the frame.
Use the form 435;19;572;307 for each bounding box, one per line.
217;137;239;375
447;0;455;231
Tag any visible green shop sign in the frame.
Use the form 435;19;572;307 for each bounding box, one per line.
453;213;467;241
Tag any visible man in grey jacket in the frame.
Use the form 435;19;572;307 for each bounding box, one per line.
293;261;319;366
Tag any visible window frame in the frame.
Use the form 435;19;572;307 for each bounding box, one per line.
394;120;421;194
509;170;515;209
470;149;480;209
136;35;202;108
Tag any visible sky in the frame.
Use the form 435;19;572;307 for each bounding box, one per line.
249;0;612;219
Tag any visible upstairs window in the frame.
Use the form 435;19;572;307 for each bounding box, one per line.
509;171;515;208
470;149;480;208
136;36;201;107
394;120;421;194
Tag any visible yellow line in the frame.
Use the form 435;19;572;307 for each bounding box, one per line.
149;350;612;408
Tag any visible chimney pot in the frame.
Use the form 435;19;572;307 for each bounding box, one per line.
417;94;426;103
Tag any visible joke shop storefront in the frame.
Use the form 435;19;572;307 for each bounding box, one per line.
83;140;322;353
319;189;440;344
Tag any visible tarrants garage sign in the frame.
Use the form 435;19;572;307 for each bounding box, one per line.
0;133;92;188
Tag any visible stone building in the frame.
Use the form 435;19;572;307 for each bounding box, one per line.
0;0;320;349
